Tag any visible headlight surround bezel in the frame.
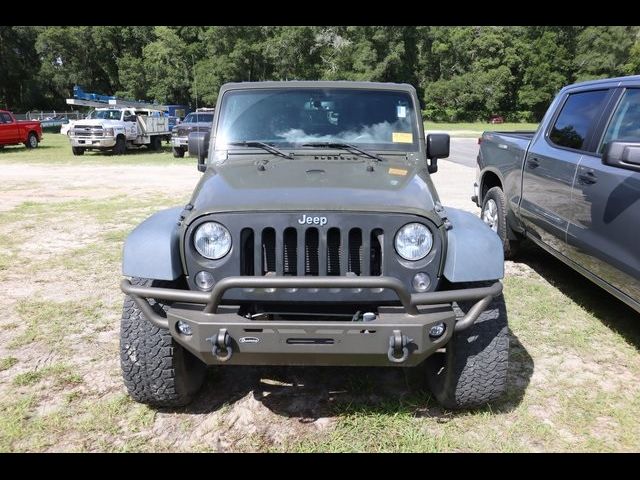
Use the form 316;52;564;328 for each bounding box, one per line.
394;222;433;261
193;221;232;260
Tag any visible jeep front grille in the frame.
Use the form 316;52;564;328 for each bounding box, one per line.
240;226;383;277
184;212;442;302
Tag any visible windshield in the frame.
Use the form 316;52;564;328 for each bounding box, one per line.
184;113;214;123
215;88;419;152
92;110;122;120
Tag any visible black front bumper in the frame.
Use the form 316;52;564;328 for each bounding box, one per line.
121;276;502;367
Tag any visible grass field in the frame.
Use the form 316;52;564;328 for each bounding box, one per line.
0;133;188;165
0;134;639;452
425;121;539;138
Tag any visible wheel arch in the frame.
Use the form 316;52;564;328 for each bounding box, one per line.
479;168;504;204
26;130;39;145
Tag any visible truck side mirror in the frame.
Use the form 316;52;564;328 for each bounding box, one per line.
124;115;136;122
188;131;210;172
426;133;450;174
602;141;640;173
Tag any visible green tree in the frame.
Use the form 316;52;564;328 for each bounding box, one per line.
5;25;640;117
263;26;323;80
517;27;577;120
574;26;637;81
421;27;525;121
0;26;43;110
622;29;640;75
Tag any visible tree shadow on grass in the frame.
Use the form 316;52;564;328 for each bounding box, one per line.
171;326;533;419
515;241;640;351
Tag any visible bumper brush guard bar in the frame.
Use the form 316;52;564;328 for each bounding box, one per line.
120;276;502;333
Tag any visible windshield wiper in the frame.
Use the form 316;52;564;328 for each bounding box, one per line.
301;142;384;162
228;141;293;159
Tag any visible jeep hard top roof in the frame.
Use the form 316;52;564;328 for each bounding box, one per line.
218;80;417;95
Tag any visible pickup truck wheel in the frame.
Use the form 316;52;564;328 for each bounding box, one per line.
425;286;509;410
120;277;207;407
481;186;519;259
113;136;126;155
71;147;85;156
172;147;185;158
148;136;162;151
25;132;38;149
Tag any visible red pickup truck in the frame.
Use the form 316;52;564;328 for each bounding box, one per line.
0;110;42;149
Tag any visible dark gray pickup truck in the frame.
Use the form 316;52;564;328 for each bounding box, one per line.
474;75;640;313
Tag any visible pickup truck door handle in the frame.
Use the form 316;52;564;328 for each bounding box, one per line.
526;158;540;169
578;170;597;185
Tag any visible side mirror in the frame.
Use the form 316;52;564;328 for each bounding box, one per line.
124;115;136;122
188;131;210;172
426;133;450;174
602;141;640;173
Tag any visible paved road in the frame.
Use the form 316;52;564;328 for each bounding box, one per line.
447;137;479;168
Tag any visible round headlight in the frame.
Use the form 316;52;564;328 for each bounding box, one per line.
395;223;433;261
193;222;232;259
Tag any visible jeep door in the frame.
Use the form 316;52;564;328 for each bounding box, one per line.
567;86;640;307
519;89;612;256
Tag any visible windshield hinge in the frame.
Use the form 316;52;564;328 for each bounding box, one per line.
434;202;452;230
177;203;194;226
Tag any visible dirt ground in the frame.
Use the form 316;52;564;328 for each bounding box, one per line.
1;154;639;452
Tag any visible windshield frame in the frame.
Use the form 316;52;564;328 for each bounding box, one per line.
212;85;424;156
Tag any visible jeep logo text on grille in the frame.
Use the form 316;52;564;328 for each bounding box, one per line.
297;214;327;226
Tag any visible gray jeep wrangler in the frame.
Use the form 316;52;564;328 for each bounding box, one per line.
120;81;508;410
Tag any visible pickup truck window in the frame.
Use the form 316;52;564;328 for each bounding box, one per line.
93;110;122;120
0;113;12;123
600;89;640;150
549;90;608;151
184;113;214;123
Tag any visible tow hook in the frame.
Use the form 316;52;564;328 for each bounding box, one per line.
206;328;233;362
387;329;412;364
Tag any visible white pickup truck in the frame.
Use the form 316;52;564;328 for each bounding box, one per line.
68;107;170;155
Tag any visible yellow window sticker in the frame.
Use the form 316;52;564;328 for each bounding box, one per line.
388;168;408;176
392;132;413;143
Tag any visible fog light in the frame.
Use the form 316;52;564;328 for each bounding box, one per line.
412;272;431;292
195;271;215;291
177;320;192;336
429;322;446;339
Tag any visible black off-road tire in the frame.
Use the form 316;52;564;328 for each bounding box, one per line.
481;186;520;259
113;136;126;155
172;146;185;158
71;146;85;156
148;136;162;151
425;286;509;410
25;132;38;149
120;277;206;407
